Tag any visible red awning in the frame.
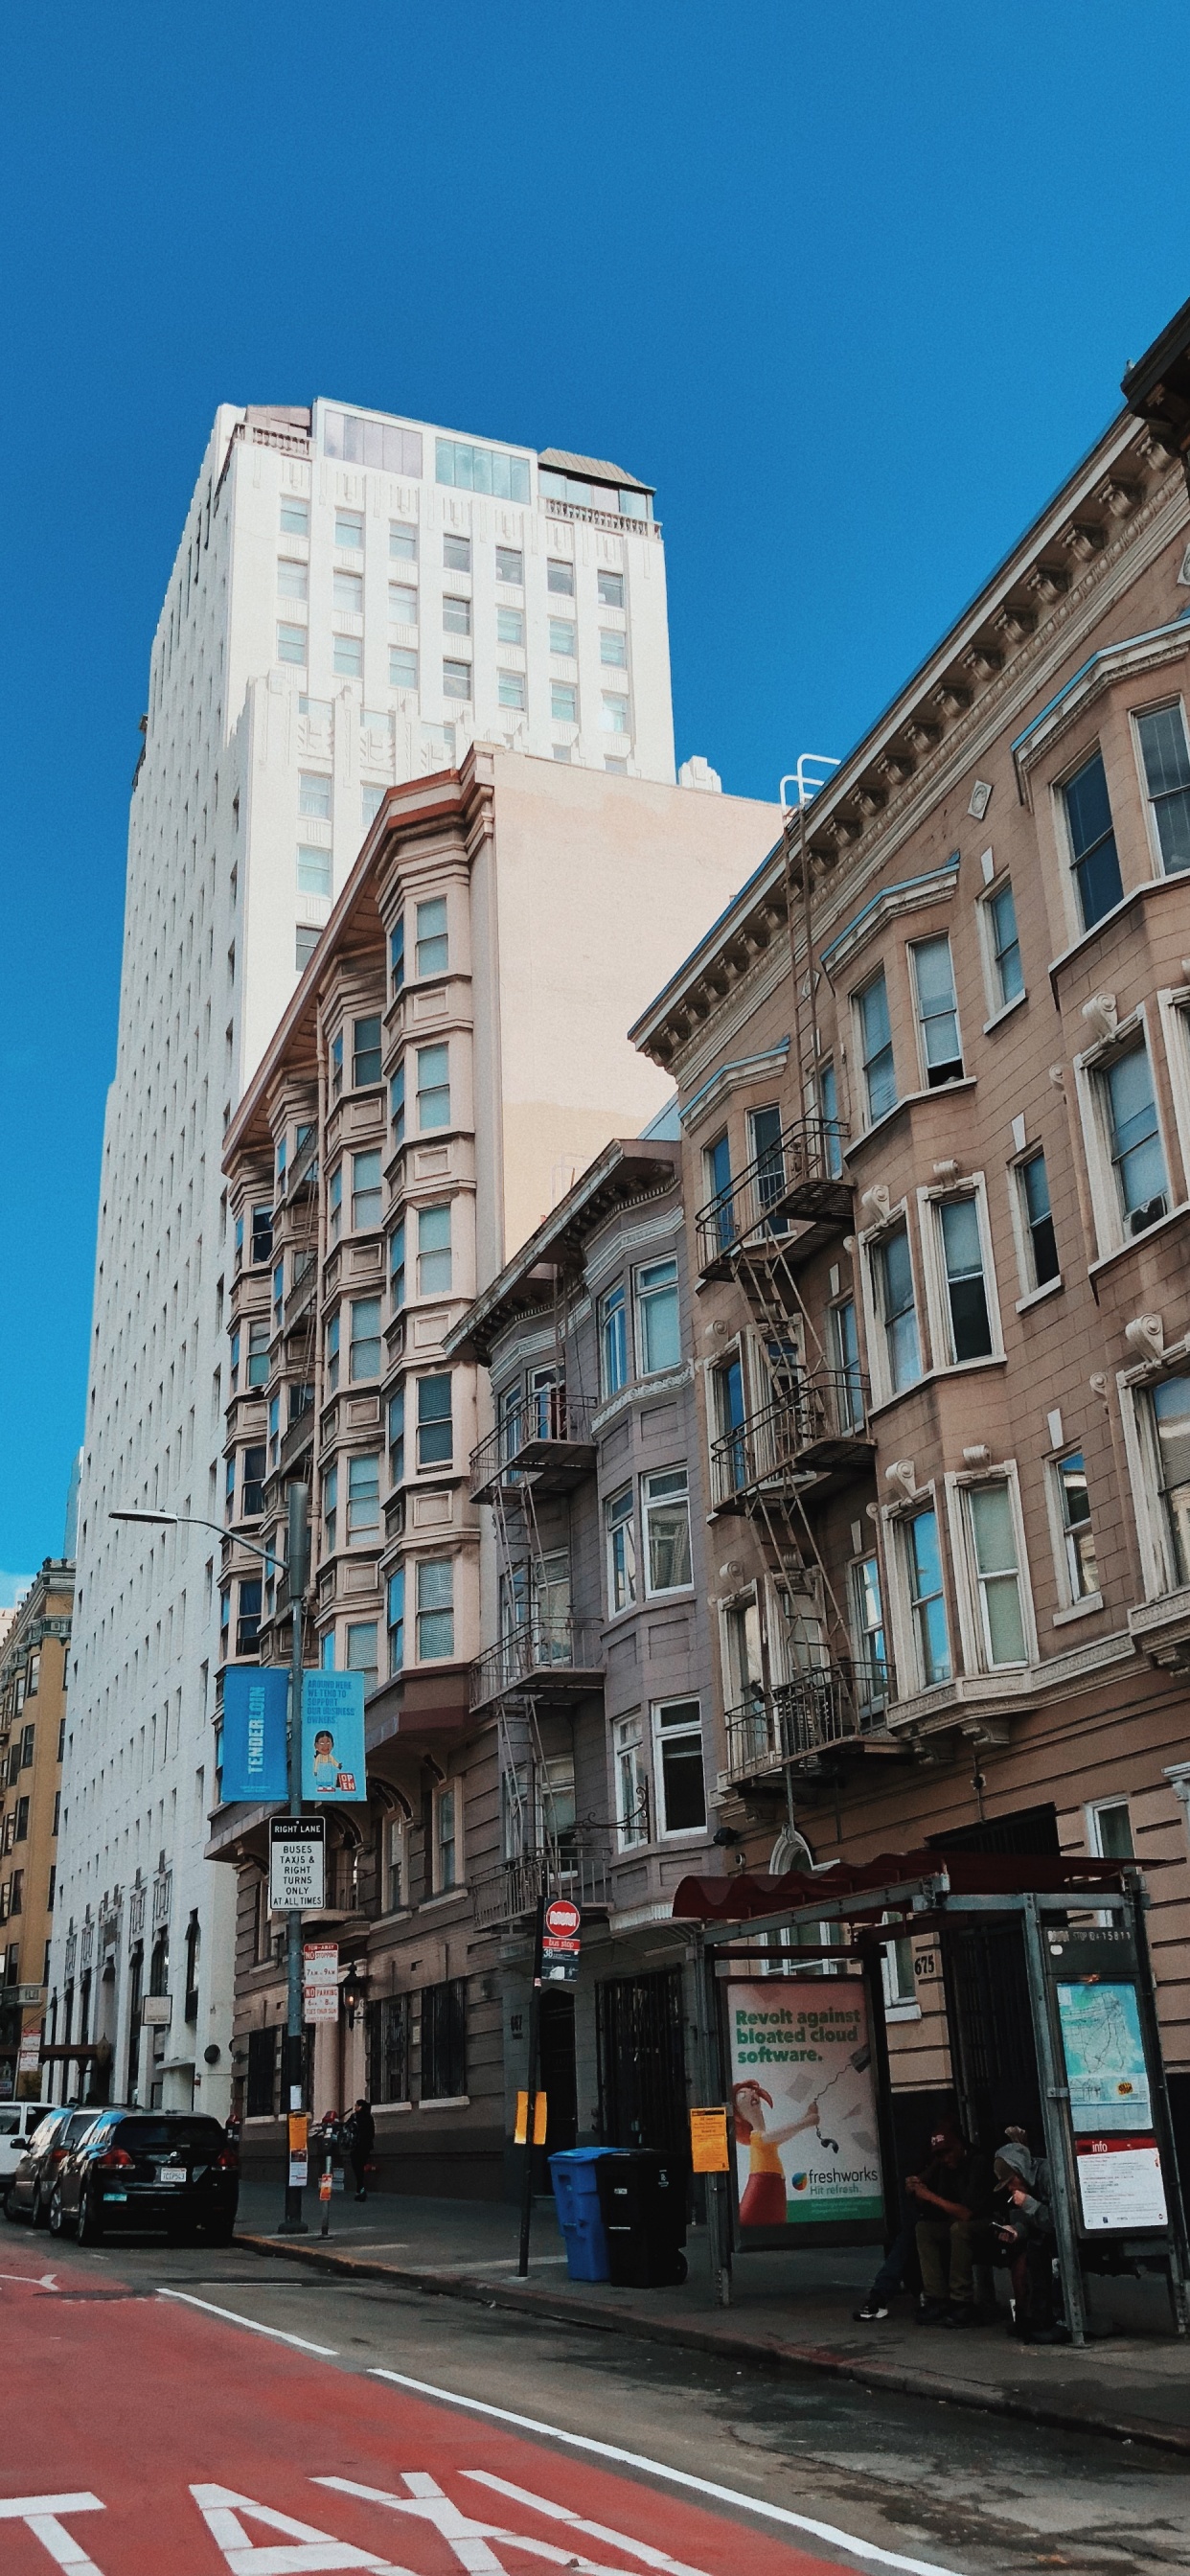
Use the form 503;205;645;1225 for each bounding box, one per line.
672;1848;1154;1924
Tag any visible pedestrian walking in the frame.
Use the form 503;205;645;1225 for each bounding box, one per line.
347;2096;375;2201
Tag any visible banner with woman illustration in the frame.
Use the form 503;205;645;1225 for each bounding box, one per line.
726;1978;884;2233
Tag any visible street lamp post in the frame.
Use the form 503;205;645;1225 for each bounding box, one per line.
111;1488;310;2230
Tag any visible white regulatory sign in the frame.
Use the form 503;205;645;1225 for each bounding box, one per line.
269;1816;326;1911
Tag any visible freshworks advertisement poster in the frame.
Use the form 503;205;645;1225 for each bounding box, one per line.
727;1979;883;2229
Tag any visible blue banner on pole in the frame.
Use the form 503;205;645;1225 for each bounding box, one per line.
301;1671;366;1802
221;1668;289;1804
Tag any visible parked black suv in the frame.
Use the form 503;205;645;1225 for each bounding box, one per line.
49;2110;239;2243
5;2107;106;2226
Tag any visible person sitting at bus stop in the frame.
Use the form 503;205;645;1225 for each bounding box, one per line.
908;2120;992;2324
732;2081;820;2228
994;2138;1063;2341
853;2110;950;2320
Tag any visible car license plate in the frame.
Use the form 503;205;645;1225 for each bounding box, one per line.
158;2165;187;2185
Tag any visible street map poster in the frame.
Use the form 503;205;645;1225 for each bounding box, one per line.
1057;1981;1152;2133
726;1979;883;2230
301;1672;366;1802
1076;2134;1167;2230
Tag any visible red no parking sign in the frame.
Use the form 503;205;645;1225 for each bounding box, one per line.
538;1897;582;1985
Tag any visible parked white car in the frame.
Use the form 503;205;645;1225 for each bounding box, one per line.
0;2103;50;2184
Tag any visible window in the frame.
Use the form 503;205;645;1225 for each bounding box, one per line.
278;623;307;665
443;533;471;572
1018;1150;1059;1287
416;897;448;976
327;413;421;473
549;617;577;656
606;1487;637;1614
911;936;964;1085
362;783;386;826
417;1559;454;1659
390;522;418;562
966;1482;1027;1666
436;1786;458;1892
986;881;1023;1008
280;499;309;537
417;1373;453;1466
635;1256;680;1374
368;1990;410;2102
831;1297;864;1430
444;596;472;638
251;1203;273;1262
20;1724;34;1766
8;1872;22;1917
547;559;575;596
1055;1451;1098;1600
417;1043;450;1129
881;1928;917;2014
354;1016;382;1085
387;1569;405;1675
390;1218;406;1309
334;510;364;551
347;1454;380;1542
643;1469;692;1594
614;1716;648;1847
600;1281;628;1394
497;671;526;710
553;745;572;764
496;546;523;584
14;1799;29;1843
1137;704;1190;873
874;1222;921;1392
605;757;628;775
1089;1800;1133;1859
333;569;363;614
598;569;625;608
332;1031;343;1097
323;1466;338;1554
352;1150;382;1231
390;1065;405;1144
437;435;529;500
497;607;524;646
350;1298;381;1382
420;1976;467;2099
389;582;419;624
277;559;308;599
327;1311;340;1392
904;1507;950;1686
1064;750;1123;930
551;681;578;724
297;844;332;898
388;1388;405;1486
851;1554;888;1707
600;629;628;668
390;647;419;689
346;1622;378;1690
242;1445;265;1518
601;693;629;734
818;1063;843;1174
246;1321;269;1389
329;1163;342;1241
230;1326;240;1392
1103;1041;1167;1230
652;1700;705;1834
937;1196;994;1362
443;659;471;700
858;970;896;1121
332;632;363;678
237;1580;262;1657
1151;1375;1190;1586
295;927;319;973
390;917;405;993
418;1203;452;1293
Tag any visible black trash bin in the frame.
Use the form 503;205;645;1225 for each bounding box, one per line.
595;2148;687;2288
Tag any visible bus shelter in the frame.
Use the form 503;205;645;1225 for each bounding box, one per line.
674;1849;1190;2342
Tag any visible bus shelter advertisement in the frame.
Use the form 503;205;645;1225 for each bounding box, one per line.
727;1979;883;2232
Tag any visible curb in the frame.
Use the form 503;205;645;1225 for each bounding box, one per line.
235;2229;1190;2459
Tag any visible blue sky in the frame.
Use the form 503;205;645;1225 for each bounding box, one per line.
2;0;1189;1590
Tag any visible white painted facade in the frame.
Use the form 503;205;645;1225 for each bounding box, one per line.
51;399;684;2113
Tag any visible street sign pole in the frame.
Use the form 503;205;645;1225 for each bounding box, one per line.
516;1894;545;2280
278;1483;309;2235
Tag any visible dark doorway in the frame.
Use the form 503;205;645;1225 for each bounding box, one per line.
533;1989;577;2188
596;1966;688;2162
929;1804;1060;1857
943;1921;1042;2150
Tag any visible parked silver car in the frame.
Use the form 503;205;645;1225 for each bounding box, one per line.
5;2108;104;2225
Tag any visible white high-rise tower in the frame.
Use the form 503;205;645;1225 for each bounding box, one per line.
54;399;679;2113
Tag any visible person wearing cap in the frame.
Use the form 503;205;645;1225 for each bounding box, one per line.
993;2135;1062;2340
908;2117;992;2324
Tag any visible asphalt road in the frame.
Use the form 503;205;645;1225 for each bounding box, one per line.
2;2225;1188;2576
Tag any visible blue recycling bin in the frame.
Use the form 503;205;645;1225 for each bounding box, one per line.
550;2148;628;2282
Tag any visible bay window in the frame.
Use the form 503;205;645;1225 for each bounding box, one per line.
1136;702;1190;875
1018;1149;1059;1288
349;1297;381;1381
1102;1041;1167;1232
387;1569;405;1675
1055;1451;1098;1601
1151;1375;1190;1587
635;1256;680;1373
417;1043;450;1130
1063;749;1122;930
416;1559;454;1660
965;1481;1027;1666
652;1699;706;1835
614;1715;648;1847
911;935;964;1085
352;1149;382;1231
858;969;896;1122
417;1373;452;1466
347;1453;380;1542
606;1486;636;1613
937;1195;994;1362
418;1203;452;1294
600;1281;628;1395
904;1507;950;1686
873;1222;921;1392
643;1469;692;1594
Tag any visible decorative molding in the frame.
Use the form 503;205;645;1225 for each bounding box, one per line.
1082;993;1118;1044
819;859;959;981
1124;1312;1165;1362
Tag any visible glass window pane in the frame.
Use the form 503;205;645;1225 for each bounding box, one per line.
940;1196;993;1360
1064;751;1123;928
914;935;962;1077
1137;705;1190;873
988;883;1023;1002
859;971;896;1120
1106;1046;1166;1215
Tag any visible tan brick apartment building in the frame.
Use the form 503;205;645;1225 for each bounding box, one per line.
0;1563;70;2099
213;744;777;2183
622;305;1190;2143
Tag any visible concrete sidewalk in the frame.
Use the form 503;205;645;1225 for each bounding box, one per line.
234;2179;1190;2456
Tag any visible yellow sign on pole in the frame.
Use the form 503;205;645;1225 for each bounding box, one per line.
288;2112;309;2156
533;2091;548;2146
689;2106;730;2173
515;2091;549;2146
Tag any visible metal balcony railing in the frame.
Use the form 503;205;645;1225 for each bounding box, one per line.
469;1616;605;1712
696;1118;851;1274
709;1368;871;1508
469;1390;596;1504
471;1835;612;1929
723;1658;893;1780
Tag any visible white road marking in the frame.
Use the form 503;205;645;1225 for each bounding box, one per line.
0;2267;59;2289
466;2473;712;2576
317;2473;683;2576
157;2287;339;2357
0;2492;105;2573
190;2482;401;2572
366;2372;963;2576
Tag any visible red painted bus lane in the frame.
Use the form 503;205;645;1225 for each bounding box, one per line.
1;2248;959;2576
